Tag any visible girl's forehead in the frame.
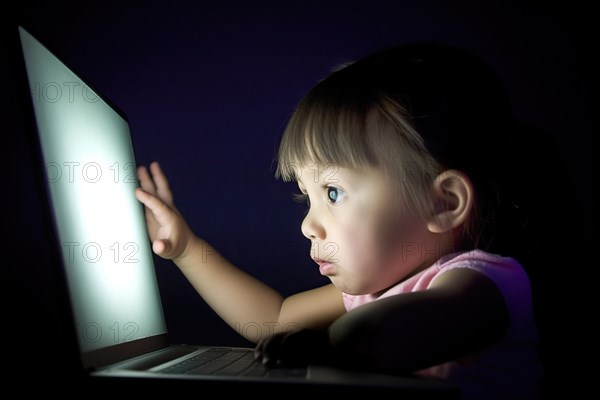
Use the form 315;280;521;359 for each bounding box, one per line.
295;163;386;185
295;162;347;180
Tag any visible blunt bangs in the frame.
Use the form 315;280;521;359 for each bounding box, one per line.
275;91;377;182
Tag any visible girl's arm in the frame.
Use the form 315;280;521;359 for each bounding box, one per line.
177;239;345;340
256;268;508;372
327;268;509;373
135;162;346;343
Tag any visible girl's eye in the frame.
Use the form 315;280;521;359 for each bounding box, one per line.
326;186;345;204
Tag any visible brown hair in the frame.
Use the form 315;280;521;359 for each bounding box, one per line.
276;85;442;224
276;44;516;251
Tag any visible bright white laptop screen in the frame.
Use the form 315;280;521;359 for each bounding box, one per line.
19;27;167;354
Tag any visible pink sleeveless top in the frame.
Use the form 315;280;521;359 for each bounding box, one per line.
342;250;542;400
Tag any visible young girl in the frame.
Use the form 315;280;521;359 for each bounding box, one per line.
135;44;542;400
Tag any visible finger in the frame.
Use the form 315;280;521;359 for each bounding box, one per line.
134;187;173;226
256;334;286;367
149;161;174;205
254;341;264;361
254;336;270;361
152;239;170;257
137;165;157;195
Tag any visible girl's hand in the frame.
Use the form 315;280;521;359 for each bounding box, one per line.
135;161;194;260
254;329;332;368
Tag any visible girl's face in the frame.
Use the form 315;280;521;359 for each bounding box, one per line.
296;162;440;295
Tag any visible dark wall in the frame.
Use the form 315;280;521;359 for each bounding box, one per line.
3;0;593;395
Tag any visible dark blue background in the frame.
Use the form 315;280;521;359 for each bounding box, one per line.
4;0;593;395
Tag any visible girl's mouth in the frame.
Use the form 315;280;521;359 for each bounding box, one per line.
313;258;335;276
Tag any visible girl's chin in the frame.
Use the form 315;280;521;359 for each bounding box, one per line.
331;279;368;296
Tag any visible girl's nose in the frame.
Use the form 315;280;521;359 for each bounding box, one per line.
301;207;325;240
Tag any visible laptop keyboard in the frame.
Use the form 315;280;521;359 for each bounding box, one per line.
159;347;269;377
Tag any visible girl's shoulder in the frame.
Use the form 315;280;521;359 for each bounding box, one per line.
432;249;530;290
434;248;520;269
433;249;537;337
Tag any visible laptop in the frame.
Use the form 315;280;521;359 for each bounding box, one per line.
15;24;458;397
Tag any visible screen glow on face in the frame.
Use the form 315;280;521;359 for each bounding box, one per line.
20;27;167;352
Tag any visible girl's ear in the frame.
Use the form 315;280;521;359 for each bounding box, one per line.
427;169;474;233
